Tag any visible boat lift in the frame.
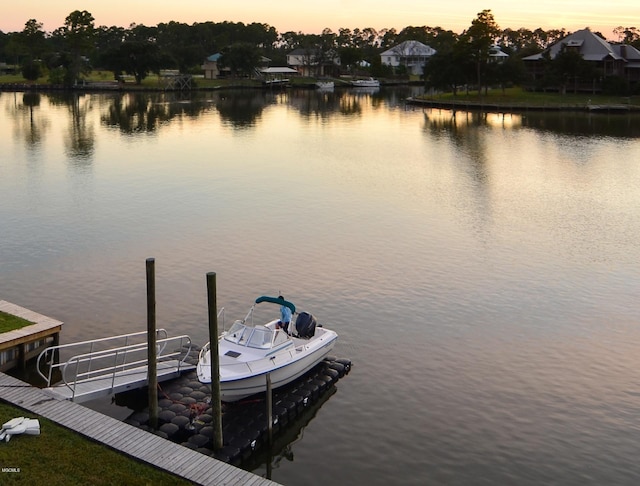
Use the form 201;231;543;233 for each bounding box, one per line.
36;330;195;403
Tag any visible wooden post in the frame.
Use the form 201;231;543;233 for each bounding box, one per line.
52;332;60;364
18;343;26;370
266;373;273;480
207;272;223;451
266;373;273;446
146;258;158;430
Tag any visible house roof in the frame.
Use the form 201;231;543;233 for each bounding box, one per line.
523;29;623;62
261;67;298;74
489;46;509;58
288;48;321;56
611;44;640;62
381;40;436;57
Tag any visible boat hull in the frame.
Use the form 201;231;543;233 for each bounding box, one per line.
315;81;335;90
351;78;380;88
197;329;338;402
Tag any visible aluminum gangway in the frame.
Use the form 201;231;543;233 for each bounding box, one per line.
37;329;196;403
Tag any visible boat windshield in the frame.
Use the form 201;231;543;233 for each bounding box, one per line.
247;326;273;349
224;321;249;344
224;321;273;349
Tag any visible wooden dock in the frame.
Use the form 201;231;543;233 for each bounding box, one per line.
0;300;62;372
0;372;280;485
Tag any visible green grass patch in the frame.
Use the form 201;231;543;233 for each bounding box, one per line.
0;312;34;334
0;71;258;91
0;401;192;485
421;86;639;108
0;73;44;84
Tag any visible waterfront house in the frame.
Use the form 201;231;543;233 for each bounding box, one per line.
489;45;509;63
202;53;224;79
202;54;271;79
523;28;640;90
380;40;437;76
286;48;341;77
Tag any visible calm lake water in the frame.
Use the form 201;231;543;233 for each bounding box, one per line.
2;87;640;485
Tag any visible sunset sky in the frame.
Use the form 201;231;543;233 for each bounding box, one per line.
3;1;639;40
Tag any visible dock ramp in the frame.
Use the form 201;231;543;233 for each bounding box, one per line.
37;330;195;403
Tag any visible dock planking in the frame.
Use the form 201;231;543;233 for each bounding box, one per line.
0;372;281;485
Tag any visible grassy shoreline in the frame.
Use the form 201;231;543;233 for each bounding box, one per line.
0;71;320;91
414;87;640;110
2;74;638;111
0;400;192;485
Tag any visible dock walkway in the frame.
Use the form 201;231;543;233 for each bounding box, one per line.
0;372;280;486
44;359;195;402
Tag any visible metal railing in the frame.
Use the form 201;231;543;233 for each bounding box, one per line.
37;330;193;400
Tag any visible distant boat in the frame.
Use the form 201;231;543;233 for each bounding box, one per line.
315;80;335;90
587;104;630;113
351;77;380;88
260;66;297;89
262;78;290;88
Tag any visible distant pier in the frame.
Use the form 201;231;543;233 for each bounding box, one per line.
406;97;640;113
0;300;62;372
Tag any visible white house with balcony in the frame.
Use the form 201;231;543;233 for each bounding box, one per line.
380;40;437;75
489;45;509;63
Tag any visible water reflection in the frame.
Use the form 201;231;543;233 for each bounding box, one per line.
422;109;492;178
101;92;212;134
3;92;49;150
287;90;341;120
5;90;640;159
421;105;640;139
215;91;272;128
521;111;640;138
67;95;94;161
423;109;524;132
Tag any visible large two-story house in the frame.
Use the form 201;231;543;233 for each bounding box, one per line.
523;28;640;89
380;40;437;76
286;48;340;77
201;54;271;79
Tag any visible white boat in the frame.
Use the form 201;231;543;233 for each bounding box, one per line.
315;80;335;90
351;77;380;88
197;296;338;402
262;78;290;88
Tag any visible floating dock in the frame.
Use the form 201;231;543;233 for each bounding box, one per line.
1;300;351;474
119;355;352;466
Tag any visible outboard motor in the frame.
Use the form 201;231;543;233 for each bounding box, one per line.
295;312;317;338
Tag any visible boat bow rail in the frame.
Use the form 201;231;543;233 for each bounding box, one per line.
37;330;195;402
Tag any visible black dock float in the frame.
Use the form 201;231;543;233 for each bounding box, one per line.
119;356;352;466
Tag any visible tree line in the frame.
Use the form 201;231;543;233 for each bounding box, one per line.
1;9;639;92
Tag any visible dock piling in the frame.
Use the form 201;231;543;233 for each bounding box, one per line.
206;272;223;451
146;257;158;430
267;373;273;446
